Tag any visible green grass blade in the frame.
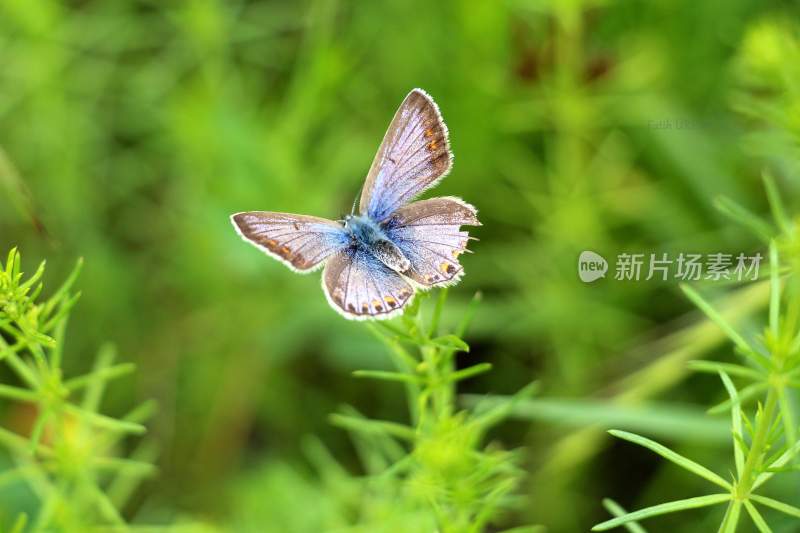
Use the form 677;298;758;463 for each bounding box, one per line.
688;360;764;381
329;413;415;441
447;363;492;383
602;499;649;533
680;284;752;353
762;170;790;235
718;372;745;476
768;241;779;339
749;495;800;518
713;196;773;242
470;397;730;443
708;382;768;415
351;369;421;384
743;500;772;533
718;500;742;533
592;494;730;531
609;430;732;489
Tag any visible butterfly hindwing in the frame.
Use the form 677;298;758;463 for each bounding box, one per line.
323;246;415;320
359;89;452;222
231;212;349;272
383;197;480;287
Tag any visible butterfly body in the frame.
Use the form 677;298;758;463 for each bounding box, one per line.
232;88;480;320
344;215;411;273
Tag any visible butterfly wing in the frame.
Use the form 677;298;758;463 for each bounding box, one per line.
231;212;349;272
323;246;415;320
383;197;480;287
359;89;453;222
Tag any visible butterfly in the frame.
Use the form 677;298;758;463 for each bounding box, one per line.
231;88;480;320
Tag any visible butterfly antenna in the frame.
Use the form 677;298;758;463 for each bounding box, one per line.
350;185;362;215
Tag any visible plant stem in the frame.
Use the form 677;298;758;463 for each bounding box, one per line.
737;388;779;499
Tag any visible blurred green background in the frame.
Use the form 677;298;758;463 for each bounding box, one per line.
1;0;799;531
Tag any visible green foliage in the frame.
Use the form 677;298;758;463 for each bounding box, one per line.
1;1;800;531
326;290;538;532
594;179;800;531
0;249;155;531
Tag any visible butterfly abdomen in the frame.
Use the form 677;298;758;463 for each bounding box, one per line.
344;215;410;273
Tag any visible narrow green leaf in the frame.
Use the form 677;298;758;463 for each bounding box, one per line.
681;284;752;353
743;500;772;533
718;500;742;533
82;344;116;413
609;430;731;489
749;495;800;518
688;360;763;381
29;409;51;453
63;404;146;434
713;196;773;243
456;291;482;337
91;456;158;477
430;334;469;352
718;372;745;476
761;170;790;234
602;499;649;533
708;382;768;415
64;363;136;391
352;369;420;384
469;397;730;443
43;257;83;316
10;513;27;533
777;387;796;461
470;381;540;431
447;363;492;383
592;494;730;531
428;287;448;337
0;384;38;402
329;413;415;441
768;242;779;339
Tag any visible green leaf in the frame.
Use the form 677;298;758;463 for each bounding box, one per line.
430;334;469;352
743;500;772;533
718;500;742;533
768;241;779;339
602;499;649;533
352;369;421;384
592;494;730;531
688;360;764;381
63;404;146;434
64;362;137;391
608;430;731;489
718;371;745;476
777;386;796;461
749;495;800;518
478;397;730;443
329;413;415;441
9;513;27;533
713;196;773;243
447;363;492;383
762;170;790;235
708;382;768;415
681;284;752;353
456;291;482;337
0;383;38;402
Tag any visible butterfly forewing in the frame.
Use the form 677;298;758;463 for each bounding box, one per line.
384;197;479;286
323;247;415;320
232;212;349;272
359;89;452;222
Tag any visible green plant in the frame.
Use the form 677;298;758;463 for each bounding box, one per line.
0;248;156;531
325;290;539;532
593;177;800;531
